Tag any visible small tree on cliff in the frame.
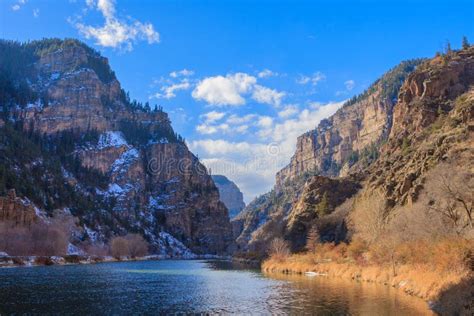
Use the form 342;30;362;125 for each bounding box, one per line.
462;36;470;50
445;40;452;55
316;192;330;216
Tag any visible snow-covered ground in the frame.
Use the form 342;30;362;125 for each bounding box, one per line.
97;131;128;149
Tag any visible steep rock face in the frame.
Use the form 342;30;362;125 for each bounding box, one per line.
0;190;37;226
18;46;170;135
233;60;421;253
367;46;474;206
276;60;422;188
212;175;245;219
0;39;232;255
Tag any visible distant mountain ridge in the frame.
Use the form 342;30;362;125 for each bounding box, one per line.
211;175;245;219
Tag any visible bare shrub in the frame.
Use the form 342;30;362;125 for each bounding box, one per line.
347;237;368;261
110;234;149;259
0;219;68;256
385;203;455;243
268;238;290;261
249;212;285;254
349;191;388;244
424;164;473;236
126;234;148;258
110;236;129;259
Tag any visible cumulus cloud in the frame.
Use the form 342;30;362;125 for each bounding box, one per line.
251;85;285;107
152;80;191;99
192;72;286;107
192;73;257;106
73;0;160;51
201;111;226;123
278;105;299;118
191;101;345;201
297;71;326;86
257;116;273;128
196;123;230;135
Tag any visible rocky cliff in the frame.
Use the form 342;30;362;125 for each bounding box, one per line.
212;175;245;219
233;46;474;255
276;59;422;188
0;190;37;227
0;39;232;256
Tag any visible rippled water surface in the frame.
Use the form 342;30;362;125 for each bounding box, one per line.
0;260;432;314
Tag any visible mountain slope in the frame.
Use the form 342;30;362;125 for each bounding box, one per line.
234;46;474;255
0;39;232;256
211;175;245;219
233;59;423;253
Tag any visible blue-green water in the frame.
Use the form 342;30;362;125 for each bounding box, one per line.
0;260;431;314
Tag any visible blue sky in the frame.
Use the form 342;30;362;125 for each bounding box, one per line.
1;0;473;201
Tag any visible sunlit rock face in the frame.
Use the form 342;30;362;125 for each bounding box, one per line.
234;47;474;256
1;39;232;256
211;175;246;219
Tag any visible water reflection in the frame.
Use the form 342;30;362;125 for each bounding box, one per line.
0;260;432;315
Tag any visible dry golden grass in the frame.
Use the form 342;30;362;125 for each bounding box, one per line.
262;237;473;315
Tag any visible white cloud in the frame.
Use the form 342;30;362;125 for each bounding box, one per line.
257;116;273;128
196;122;230;135
170;69;194;78
278;105;299;118
297;71;326;86
192;73;256;106
152;80;191;99
190;139;258;155
258;69;277;78
201;111;226;123
33;8;39;17
73;0;160;51
196;124;217;135
191;101;345;201
226;114;257;125
192;71;289;107
11;0;26;11
235;125;249;133
251;85;285;107
344;79;355;91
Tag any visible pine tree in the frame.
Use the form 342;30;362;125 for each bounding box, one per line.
445;41;452;55
462;36;470;50
316;192;330;216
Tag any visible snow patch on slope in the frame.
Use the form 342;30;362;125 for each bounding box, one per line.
111;148;139;174
98;131;128;149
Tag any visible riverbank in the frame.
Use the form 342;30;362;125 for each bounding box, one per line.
262;255;473;315
0;254;232;268
0;255;155;267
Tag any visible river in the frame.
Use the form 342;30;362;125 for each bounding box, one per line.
0;260;432;314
